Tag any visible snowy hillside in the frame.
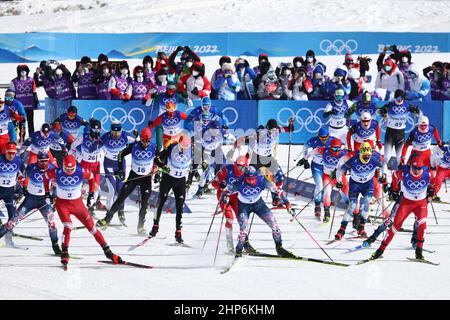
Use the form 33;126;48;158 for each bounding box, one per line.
0;0;449;33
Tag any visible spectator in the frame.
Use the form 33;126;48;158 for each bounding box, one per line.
326;65;352;98
397;50;413;90
109;60;132;100
423;61;445;100
169;46;200;80
442;63;450;100
253;53;269;77
143;55;155;83
375;57;405;93
54;64;76;102
210;56;232;99
130;66;151;101
10;64;39;136
276;62;294;100
34;60;56;99
309;62;329;100
212;59;240;101
4;89;26;143
72;56;97;100
344;54;372;100
177;61;211;100
93;62;112;100
152;68;169;95
405;63;431;101
235;56;256;100
256;62;280;100
303;49;317;79
293;56;305;74
288;68;312;101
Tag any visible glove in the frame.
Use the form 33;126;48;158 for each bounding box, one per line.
191;87;199;96
335;181;343;189
409;104;420;114
161;165;170;174
87;192;95;208
389;187;400;201
330;170;336;180
201;161;208;171
221;193;230;205
181;92;189;99
224;71;232;78
383;183;390;194
62;148;68;157
176;46;183;52
114;169;125;181
296;158;310;169
45;192;54;205
438;140;444;149
376;140;383;151
147;120;153;127
287;117;294;132
427;187;435;200
219;181;227;190
378;173;387;184
153;172;162;184
400;156;406;166
133;129;139;139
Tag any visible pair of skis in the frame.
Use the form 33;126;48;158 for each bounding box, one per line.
356;256;439;266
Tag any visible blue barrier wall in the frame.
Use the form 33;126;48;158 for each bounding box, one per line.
46;99;445;144
0;32;449;62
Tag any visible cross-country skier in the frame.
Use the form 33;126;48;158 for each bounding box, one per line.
0;152;61;254
305;138;349;222
0;142;25;247
377;89;421;170
49;119;75;168
401;115;443;168
225;165;294;258
150;134;192;243
432;141;450;196
100;121;135;226
369;157;436;261
44;155;122;266
334;142;385;239
345;91;377;124
96;128;156;234
211;155;256;253
346;112;382;153
69;119;103;216
0;99;24;152
4;89;27;144
296;126;334;219
55;105;88;140
22;123;66;166
322;88;352;143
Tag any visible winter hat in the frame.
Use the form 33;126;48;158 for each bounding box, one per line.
133;65;145;78
143;55;154;68
191;61;205;76
80;56;92;64
17;64;30;77
98;53;109;63
219;56;232;66
119;60;129;71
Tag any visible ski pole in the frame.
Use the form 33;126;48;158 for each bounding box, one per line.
201;201;220;253
430;200;438;225
213;209;225;266
286;127;292;183
445;178;448;193
294;168;306;181
286;209;335;262
247;212;256;238
328;191;341;239
290;180;332;221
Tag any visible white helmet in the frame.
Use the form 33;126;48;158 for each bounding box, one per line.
418;116;429;133
361;112;371;121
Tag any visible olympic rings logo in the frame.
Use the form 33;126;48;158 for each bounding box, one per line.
162;97;177;105
33;173;43;182
134;150;153;160
63;120;79;129
406;179;427;190
319;39;358;55
91;107;146;132
277;107;327;134
0;112;8;121
222;107;239;126
16;83;32;92
356;164;374;172
416;133;432;143
227;176;237;184
175;153;191;163
37;139;50;147
358;128;375;137
0;163;17;172
60;176;80;186
108;138;126;148
325;156;339;165
133;86;147;94
242;186;261;196
164;117;180;126
391;106;407;114
116;81;128;91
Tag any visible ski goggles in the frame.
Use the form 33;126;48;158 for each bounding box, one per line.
67;112;77;119
319;135;329;143
395;96;404;103
5;96;14;102
331;147;341;153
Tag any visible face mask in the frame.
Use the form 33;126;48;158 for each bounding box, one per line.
314;73;323;80
157;75;167;82
401;57;409;63
83;67;89;73
160;60;166;65
136;72;144;77
307;57;314;63
103;68;109;75
55;69;63;77
192;71;199;77
186;62;193;68
295;62;302;68
145;63;151;69
20;70;27;77
384;65;392;72
283;70;291;76
120;69;128;76
238;64;245;69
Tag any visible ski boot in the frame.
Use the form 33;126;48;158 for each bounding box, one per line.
334;225;346;240
352;213;361;230
118;209;127;226
357;223;367;237
235;248;243;258
371;248;384;260
415;245;424;260
323;207;330;223
103;245;123;264
226;228;234;253
52;241;62;255
193;170;201;181
149;221;159;237
314;203;321;220
96;212;112;228
275;242;296;258
193;186;204;199
432;195;441;203
4;231;15;248
175;229;184;243
95;198;107;211
363;234;376;247
137;219;147;235
243;237;257;254
61;245;69;266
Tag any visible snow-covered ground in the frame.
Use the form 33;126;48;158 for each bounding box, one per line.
0;0;449;33
1;144;450;300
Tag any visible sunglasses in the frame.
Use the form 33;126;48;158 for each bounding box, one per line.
5;96;14;102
